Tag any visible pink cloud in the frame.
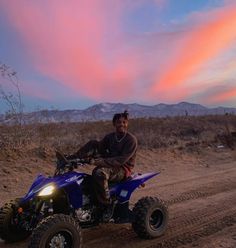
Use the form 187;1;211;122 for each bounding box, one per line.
1;0;139;101
149;3;236;101
1;0;236;106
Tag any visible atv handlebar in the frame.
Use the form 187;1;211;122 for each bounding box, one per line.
55;151;91;176
66;158;91;167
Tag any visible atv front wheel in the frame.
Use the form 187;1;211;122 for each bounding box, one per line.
29;214;82;248
0;199;30;242
132;196;168;239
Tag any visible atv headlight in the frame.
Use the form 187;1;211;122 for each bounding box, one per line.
38;185;55;196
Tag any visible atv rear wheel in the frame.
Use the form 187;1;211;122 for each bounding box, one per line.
132;196;168;239
0;199;30;242
29;214;82;248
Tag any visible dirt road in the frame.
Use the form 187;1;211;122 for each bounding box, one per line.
0;149;236;247
82;163;236;248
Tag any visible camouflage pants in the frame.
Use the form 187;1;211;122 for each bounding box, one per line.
92;166;125;205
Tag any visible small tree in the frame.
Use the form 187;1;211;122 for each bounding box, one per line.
0;62;31;151
0;62;24;125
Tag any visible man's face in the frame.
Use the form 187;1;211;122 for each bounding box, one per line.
114;117;128;133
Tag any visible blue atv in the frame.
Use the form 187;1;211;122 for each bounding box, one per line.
0;152;168;247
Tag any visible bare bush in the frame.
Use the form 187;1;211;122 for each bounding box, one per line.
0;115;236;160
0;62;35;150
0;62;24;125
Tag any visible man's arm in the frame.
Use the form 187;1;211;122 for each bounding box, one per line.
97;134;110;156
94;135;137;168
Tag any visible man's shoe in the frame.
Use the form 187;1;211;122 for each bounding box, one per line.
102;205;113;223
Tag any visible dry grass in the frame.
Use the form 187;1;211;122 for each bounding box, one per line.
0;115;236;160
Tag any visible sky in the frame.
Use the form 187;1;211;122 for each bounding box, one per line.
0;0;236;113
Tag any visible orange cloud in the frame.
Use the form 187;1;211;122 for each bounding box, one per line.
206;87;236;104
150;4;236;99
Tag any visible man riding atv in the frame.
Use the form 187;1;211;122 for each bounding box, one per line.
64;110;137;221
0;110;168;247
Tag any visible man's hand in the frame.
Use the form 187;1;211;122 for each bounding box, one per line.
55;150;69;164
90;158;111;167
90;158;103;165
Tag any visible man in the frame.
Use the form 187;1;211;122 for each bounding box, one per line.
67;111;137;217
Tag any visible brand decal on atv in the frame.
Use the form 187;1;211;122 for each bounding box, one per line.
120;190;128;197
65;175;81;183
76;178;84;185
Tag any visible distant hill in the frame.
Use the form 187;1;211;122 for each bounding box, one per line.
0;102;235;124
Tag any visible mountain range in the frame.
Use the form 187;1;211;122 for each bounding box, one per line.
0;102;235;124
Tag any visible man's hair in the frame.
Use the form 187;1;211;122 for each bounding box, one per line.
112;110;129;124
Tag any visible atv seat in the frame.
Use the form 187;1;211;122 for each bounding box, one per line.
108;173;140;188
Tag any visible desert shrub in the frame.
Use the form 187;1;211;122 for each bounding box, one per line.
0;115;236;158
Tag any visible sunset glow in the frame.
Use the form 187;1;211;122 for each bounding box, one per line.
0;0;235;111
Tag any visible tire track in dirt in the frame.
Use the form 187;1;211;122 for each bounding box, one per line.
181;222;236;248
166;177;236;205
84;190;236;248
147;214;236;248
148;192;236;248
133;167;236;203
154;167;236;189
168;191;236;228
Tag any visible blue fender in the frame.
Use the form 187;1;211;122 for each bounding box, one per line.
110;172;159;203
